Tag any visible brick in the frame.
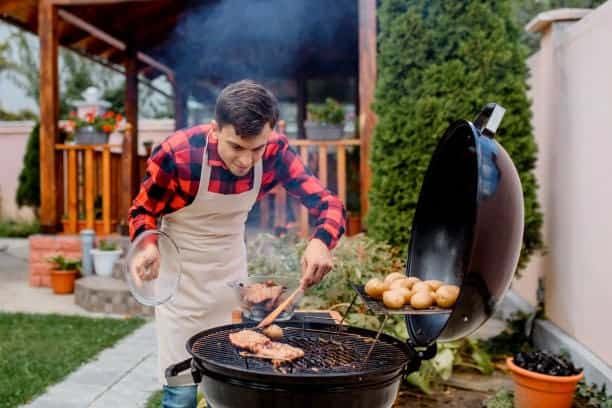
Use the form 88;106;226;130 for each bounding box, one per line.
58;238;82;252
29;274;42;287
41;275;51;287
30;262;52;276
29;235;59;250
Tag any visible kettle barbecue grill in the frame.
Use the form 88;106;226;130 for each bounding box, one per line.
162;103;523;408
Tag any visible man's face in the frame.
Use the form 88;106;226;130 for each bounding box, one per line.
213;121;270;177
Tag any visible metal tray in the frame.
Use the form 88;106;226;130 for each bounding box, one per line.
350;283;452;316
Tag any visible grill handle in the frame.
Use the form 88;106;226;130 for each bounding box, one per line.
165;358;202;386
403;342;438;381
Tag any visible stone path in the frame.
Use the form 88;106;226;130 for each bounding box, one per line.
22;322;158;408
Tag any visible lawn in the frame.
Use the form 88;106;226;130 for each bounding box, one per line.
0;312;144;408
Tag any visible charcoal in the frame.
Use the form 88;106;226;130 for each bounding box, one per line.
513;351;582;376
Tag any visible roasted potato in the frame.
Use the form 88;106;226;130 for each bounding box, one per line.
262;324;284;340
389;278;411;290
384;272;406;285
435;285;460;308
393;287;412;303
404;277;421;288
411;281;433;293
424;280;444;291
383;290;405;309
365;278;387;299
410;291;434;309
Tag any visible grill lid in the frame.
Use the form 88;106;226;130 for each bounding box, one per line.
404;104;524;346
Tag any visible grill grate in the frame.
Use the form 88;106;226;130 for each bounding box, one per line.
191;325;409;376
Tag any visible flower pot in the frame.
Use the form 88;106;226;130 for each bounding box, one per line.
51;270;78;294
75;126;108;145
91;249;122;277
304;122;344;140
506;357;584;408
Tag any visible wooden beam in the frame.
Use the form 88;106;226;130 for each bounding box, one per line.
52;0;153;5
358;0;377;224
0;1;29;14
120;47;139;228
39;0;60;233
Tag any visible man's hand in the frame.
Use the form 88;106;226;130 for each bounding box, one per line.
130;242;161;283
300;238;333;288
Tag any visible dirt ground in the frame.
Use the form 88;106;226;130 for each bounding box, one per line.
393;385;491;408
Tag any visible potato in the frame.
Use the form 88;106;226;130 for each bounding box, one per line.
365;278;387;299
384;272;406;285
389;278;411;290
404;277;421;288
424;280;444;291
393;287;412;303
411;281;432;293
410;291;434;309
383;290;405;309
262;324;284;340
435;285;460;308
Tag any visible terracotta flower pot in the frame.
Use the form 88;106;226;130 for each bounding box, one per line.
51;270;78;294
506;357;584;408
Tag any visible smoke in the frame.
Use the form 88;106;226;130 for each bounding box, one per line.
148;0;358;101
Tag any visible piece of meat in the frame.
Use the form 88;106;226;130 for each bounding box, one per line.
229;329;270;352
241;283;284;305
255;342;304;362
230;329;304;367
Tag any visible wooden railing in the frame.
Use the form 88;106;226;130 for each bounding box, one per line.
56;144;123;235
260;139;361;238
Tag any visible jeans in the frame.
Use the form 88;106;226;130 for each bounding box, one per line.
162;385;197;408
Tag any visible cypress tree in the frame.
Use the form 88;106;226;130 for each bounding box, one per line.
367;0;543;271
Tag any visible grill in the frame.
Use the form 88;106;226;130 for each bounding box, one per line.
190;323;411;377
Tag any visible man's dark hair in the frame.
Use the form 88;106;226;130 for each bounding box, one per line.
215;80;279;138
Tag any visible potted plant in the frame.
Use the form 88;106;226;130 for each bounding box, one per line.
91;239;122;278
506;351;584;408
47;255;81;294
61;110;123;145
305;98;345;140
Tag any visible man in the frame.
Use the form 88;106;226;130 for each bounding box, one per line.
128;80;346;408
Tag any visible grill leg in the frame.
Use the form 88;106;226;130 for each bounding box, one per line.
362;314;389;368
337;293;358;330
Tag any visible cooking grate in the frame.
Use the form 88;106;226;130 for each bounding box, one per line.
190;325;410;376
351;283;452;315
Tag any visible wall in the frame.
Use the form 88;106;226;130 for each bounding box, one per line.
516;3;612;364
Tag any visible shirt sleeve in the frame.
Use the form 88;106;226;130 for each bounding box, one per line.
127;140;178;241
273;136;346;249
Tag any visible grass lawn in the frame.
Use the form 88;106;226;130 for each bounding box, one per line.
146;390;163;408
0;312;145;408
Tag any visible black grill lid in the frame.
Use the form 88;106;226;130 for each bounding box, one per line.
405;104;524;346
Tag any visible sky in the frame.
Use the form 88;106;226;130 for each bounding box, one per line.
0;22;38;113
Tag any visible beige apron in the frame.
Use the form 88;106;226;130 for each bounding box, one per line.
156;135;262;385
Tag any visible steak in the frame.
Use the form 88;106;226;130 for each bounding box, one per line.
229;329;304;366
229;329;271;352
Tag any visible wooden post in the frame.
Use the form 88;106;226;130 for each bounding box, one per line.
299;146;309;237
121;47;139;229
67;149;78;233
358;0;377;223
318;145;328;187
102;146;112;234
39;0;60;233
84;148;95;230
337;145;347;204
296;76;307;139
174;81;188;130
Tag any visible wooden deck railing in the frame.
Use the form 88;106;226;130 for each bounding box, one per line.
56;144;123;235
260;139;361;238
58;138;360;237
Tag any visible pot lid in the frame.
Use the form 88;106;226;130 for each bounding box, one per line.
404;104;524;346
125;229;182;306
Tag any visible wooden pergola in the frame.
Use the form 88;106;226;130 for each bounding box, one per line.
0;0;377;234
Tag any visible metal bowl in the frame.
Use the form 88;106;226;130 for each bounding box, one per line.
228;275;302;321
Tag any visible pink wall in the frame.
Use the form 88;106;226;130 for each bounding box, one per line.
517;4;612;364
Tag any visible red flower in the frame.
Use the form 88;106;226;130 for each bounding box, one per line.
102;124;113;133
69;111;76;118
86;113;94;123
115;114;123;123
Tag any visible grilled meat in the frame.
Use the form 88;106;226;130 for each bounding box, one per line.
230;329;304;366
229;330;271;352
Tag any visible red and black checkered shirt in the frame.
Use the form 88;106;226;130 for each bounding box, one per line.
128;124;346;249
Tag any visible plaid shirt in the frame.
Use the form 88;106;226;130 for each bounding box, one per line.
128;124;346;248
